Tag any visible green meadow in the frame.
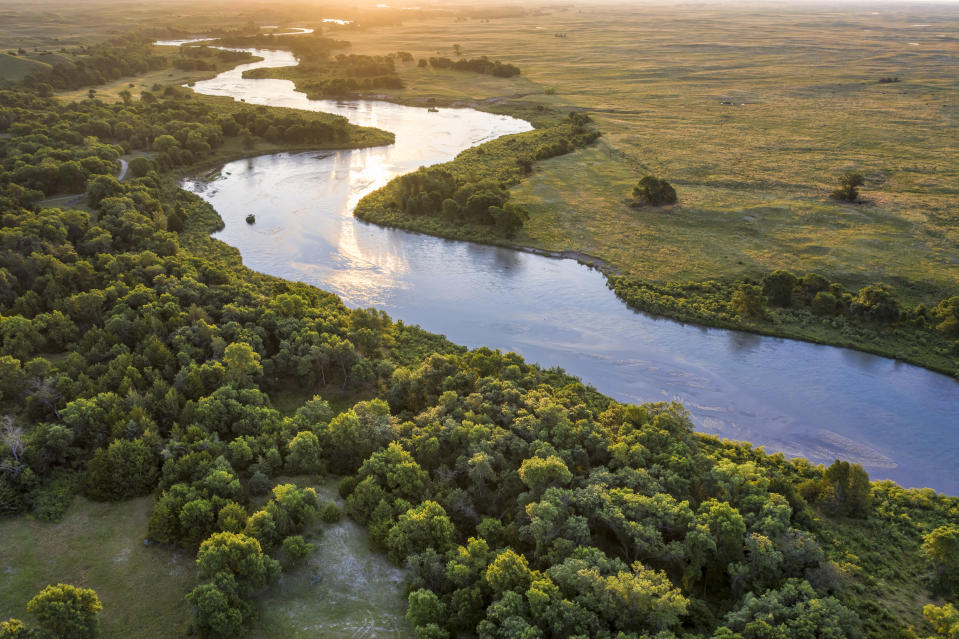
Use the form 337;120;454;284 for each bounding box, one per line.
336;6;958;303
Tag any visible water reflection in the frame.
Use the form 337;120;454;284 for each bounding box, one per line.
176;43;959;494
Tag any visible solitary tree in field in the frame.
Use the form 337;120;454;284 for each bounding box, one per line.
831;172;864;202
632;176;677;206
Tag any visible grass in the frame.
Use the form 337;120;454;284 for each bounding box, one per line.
337;6;959;308
248;480;411;639
0;496;194;639
0;51;51;82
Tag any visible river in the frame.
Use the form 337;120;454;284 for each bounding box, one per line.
159;39;959;494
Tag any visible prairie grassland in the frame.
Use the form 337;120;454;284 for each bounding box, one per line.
342;5;959;303
0;496;194;639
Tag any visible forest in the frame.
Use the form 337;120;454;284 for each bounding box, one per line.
0;8;957;639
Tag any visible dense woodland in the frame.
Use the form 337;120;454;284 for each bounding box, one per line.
0;31;956;639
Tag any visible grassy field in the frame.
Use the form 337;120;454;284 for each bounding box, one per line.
336;5;959;306
0;496;194;639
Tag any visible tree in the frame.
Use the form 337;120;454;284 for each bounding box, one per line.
326;399;394;474
186;572;245;639
222;342;262;387
82;437;158;501
385;501;456;563
718;579;859;638
518;455;572;495
632;176;677;206
761;270;797;307
729;283;766;319
280;535;313;567
933;296;959;336
285;431;322;474
26;584;102;639
0;618;27;638
922;525;959;596
922;603;959;639
196;532;280;594
128;157;152;178
822;460;872;517
831;172;864;202
851;284;900;323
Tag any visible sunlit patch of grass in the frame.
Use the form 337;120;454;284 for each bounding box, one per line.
0;496;194;639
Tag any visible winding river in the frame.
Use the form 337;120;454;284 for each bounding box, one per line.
160;39;959;494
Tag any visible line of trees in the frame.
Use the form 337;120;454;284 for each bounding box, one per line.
423;56;521;77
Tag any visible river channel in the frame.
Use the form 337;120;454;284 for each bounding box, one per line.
160;39;959;494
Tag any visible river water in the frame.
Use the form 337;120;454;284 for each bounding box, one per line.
162;41;959;494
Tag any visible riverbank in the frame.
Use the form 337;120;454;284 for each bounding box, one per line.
342;101;958;380
235;44;958;379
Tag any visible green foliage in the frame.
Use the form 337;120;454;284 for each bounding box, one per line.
427;56;520;77
320;502;342;523
355;108;599;240
285;430;322;475
186;572;246;639
831;171;865;202
921;603;959;639
82;437;158;501
0;35;954;639
762;270;798;307
729;283;766;319
922;525;959;596
25;583;102;639
718;579;860;638
195;532;280;594
385;501;455;563
632;175;678;206
280;535;314;568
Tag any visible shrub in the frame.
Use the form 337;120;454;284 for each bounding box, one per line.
631;176;677;206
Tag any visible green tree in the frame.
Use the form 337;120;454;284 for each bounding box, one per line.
26;584;102;639
831;172;864;202
922;525;959;596
0;619;27;638
285;430;322;474
222;342;262;387
385;501;456;563
922;603;959;639
186;572;245;639
761;270;797;307
632;176;677;206
933;296;959;336
822;460;872;517
729;283;766;319
82;437;158;501
518;455;572;495
196;532;280;594
281;535;314;567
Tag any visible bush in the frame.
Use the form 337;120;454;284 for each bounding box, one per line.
831;172;864;202
320;502;342;523
631;175;677;206
127;156;152;178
